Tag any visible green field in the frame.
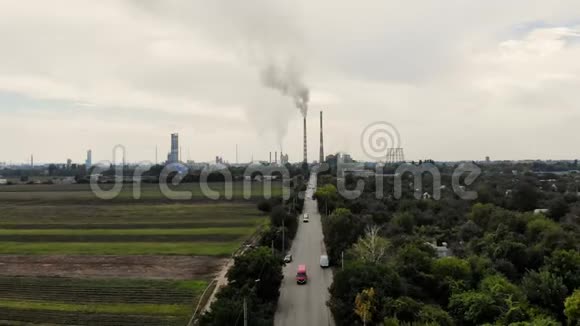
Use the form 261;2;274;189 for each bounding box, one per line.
0;278;207;326
0;203;266;255
0;182;272;325
0;181;284;204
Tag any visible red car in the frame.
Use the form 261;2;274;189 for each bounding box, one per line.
296;264;307;284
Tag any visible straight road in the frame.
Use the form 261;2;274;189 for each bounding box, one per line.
274;172;335;326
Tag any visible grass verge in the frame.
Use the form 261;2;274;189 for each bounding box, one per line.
0;242;241;256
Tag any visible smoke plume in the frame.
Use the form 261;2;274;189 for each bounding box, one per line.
260;61;310;117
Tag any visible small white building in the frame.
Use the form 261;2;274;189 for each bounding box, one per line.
426;241;452;258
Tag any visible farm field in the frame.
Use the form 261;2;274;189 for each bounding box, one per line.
0;183;271;325
0;277;206;326
0;181;284;204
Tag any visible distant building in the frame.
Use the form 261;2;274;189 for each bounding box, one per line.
426;241;452;258
342;153;353;163
85;150;92;171
280;153;289;164
485;156;490;163
166;133;179;163
66;159;72;169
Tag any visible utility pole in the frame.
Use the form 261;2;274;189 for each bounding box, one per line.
282;217;285;254
243;297;248;326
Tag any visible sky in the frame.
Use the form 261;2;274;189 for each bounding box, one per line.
1;0;580;164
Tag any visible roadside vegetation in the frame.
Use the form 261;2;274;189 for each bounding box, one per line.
198;176;306;325
318;159;580;325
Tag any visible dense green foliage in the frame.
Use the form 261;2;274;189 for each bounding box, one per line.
199;247;283;326
322;163;580;325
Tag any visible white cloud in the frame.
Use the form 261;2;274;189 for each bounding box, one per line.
1;0;580;163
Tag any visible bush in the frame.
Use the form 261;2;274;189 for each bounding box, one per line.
329;262;402;325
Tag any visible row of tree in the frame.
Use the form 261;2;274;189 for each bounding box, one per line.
317;163;580;325
200;176;307;325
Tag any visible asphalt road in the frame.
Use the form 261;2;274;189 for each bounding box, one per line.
274;172;335;326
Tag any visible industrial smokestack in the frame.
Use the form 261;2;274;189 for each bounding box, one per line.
303;117;308;163
275;151;278;164
269;152;272;163
319;110;324;163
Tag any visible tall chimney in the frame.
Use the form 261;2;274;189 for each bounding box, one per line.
303;117;308;163
269;152;272;163
319;110;324;163
275;151;278;164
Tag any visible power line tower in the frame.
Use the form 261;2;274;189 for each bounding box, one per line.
386;148;405;163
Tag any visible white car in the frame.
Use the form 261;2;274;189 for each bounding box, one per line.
320;255;329;268
303;213;309;222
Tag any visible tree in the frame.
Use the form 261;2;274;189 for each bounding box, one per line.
565;289;580;326
269;205;287;227
512;181;540;212
448;290;499;326
257;200;272;213
199;286;246;326
547;196;569;221
479;274;525;303
382;296;423;323
417;304;454;326
348;225;390;264
433;257;472;284
459;220;483;241
449;274;527;325
508;317;560;326
329;262;402;325
394;244;435;299
545;249;580;291
354;287;376;326
226;247;283;302
391;212;416;234
322;208;366;263
521;270;568;317
315;183;339;214
432;257;472;305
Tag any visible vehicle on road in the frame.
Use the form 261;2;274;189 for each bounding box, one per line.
303;213;309;223
296;264;307;284
284;254;292;263
320;255;329;268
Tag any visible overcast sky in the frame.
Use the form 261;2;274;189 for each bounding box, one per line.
1;0;580;164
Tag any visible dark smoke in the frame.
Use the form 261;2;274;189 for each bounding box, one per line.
261;62;309;117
